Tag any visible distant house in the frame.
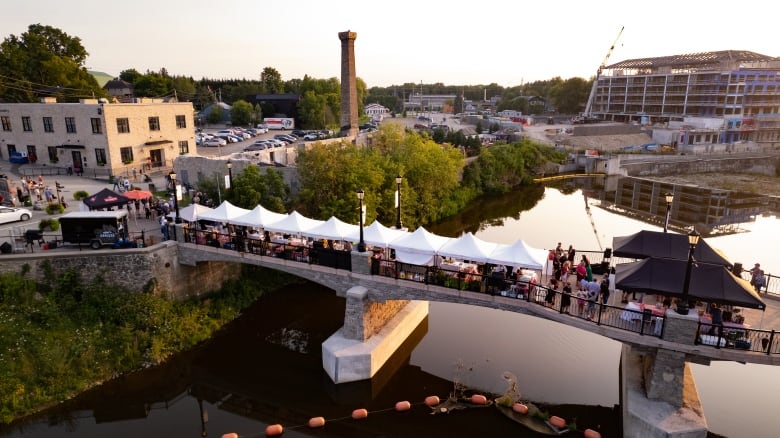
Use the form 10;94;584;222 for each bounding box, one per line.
365;103;390;121
103;79;134;102
199;102;232;123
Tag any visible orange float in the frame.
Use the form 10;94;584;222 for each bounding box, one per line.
351;408;368;420
395;401;411;411
424;395;440;407
549;415;567;429
470;394;488;405
512;403;529;414
221;434;238;438
307;417;326;428
265;423;284;436
584;429;602;438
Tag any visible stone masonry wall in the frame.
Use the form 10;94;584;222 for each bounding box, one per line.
0;241;240;299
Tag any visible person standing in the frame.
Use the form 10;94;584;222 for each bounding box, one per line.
599;273;611;305
754;270;766;293
583;255;593;282
132;168;137;181
567;245;576;264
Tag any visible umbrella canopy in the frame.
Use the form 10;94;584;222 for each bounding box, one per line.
197;201;250;223
167;204;214;222
263;210;323;235
614;258;765;309
229;205;287;228
306;216;360;240
438;232;498;263
345;220;407;247
390;226;450;255
123;189;153;200
486;239;548;270
612;230;731;266
82;188;130;210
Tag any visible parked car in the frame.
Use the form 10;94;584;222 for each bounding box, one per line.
291;130;307;138
244;143;267;151
0;206;32;224
303;133;319;141
203;138;227;147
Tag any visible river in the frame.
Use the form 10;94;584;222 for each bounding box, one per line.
2;176;779;438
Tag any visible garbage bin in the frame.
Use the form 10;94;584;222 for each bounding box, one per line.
108;175;114;184
148;183;156;193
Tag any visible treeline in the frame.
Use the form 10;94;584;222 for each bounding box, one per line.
0;264;300;424
1;24;592;123
206;124;565;229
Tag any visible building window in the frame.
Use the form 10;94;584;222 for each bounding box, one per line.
95;148;107;166
148;116;160;131
116;118;130;133
47;146;57;163
65;117;77;133
120;146;134;163
43;117;54;132
1;116;10;131
22;117;32;132
176;115;187;129
178;140;189;155
91;118;102;134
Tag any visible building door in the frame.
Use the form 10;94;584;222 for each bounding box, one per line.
71;151;82;172
149;149;162;168
26;145;37;163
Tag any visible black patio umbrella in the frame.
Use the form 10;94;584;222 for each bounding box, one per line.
612;230;731;267
82;188;130;210
614;257;764;310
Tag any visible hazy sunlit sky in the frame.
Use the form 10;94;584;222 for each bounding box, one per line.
4;0;778;89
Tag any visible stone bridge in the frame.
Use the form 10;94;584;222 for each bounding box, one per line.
178;241;780;437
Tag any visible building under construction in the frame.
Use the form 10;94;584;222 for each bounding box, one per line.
589;50;780;147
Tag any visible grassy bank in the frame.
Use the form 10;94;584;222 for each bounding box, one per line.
0;264;301;424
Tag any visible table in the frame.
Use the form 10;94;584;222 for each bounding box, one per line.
620;302;665;321
440;261;478;273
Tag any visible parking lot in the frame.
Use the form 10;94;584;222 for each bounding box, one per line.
195;127;331;158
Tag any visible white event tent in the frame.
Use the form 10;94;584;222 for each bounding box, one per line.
263;210;324;235
167;204;214;222
347;221;407;247
306;216;361;241
390;226;451;266
229;205;287;229
437;232;498;264
197;201;250;223
486;239;548;270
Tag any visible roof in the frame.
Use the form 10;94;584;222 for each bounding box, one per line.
103;79;134;90
606;50;777;71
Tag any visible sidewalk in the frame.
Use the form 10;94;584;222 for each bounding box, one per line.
3;162;169;241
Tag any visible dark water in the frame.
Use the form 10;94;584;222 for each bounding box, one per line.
4;176;780;437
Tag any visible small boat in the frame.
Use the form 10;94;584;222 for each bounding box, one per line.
429;395;494;415
494;399;571;435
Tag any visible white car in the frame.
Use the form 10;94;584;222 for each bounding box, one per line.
0;206;32;224
203;138;227;147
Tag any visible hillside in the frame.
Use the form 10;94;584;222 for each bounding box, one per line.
89;71;114;87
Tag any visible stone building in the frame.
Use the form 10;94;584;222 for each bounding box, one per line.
0;97;195;177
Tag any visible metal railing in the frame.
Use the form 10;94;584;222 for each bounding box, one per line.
696;322;780;355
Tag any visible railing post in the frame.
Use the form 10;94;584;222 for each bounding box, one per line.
768;330;776;355
596;302;603;325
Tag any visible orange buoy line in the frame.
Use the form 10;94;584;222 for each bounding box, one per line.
220;395;595;437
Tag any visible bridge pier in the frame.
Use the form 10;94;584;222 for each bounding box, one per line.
621;311;708;437
322;285;428;384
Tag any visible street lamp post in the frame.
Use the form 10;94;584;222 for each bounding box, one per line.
55;181;63;207
357;189;366;252
395;174;403;230
226;160;233;190
663;192;674;233
169;171;181;224
676;229;701;315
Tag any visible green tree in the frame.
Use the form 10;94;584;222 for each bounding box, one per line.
260;67;284;94
133;72;170;97
549;77;591;114
230;99;253;126
119;68;142;83
225;165;289;212
207;104;223;124
0;24;105;102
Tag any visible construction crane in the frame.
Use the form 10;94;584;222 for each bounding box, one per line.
581;26;624;122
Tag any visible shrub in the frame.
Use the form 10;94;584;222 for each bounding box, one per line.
73;190;89;201
45;204;65;215
38;218;60;231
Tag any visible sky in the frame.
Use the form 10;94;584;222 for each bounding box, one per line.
3;0;779;89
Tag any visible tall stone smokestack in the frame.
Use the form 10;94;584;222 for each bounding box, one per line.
338;30;358;139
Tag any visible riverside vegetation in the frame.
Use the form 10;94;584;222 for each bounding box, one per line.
0;263;302;424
